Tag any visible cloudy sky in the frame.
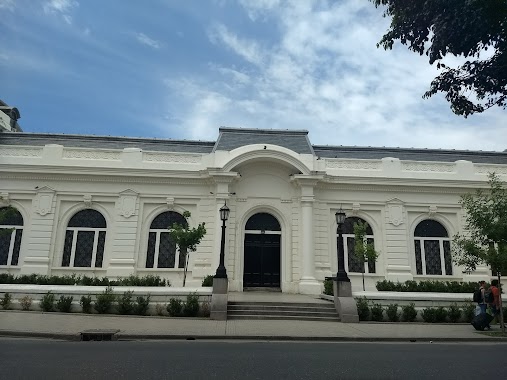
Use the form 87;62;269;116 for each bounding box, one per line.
1;0;506;151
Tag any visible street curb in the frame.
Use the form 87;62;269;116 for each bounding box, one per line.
0;330;80;341
1;330;507;343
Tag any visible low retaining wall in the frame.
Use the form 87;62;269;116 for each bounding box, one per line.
321;291;473;309
0;284;212;315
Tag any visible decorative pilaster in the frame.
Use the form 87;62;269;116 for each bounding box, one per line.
384;198;413;282
22;186;56;275
106;189;139;277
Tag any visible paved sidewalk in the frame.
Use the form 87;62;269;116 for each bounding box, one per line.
1;310;505;342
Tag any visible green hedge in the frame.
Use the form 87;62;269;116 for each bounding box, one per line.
376;280;477;293
323;279;333;296
0;273;169;287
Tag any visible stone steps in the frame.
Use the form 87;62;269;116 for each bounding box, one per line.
227;301;339;322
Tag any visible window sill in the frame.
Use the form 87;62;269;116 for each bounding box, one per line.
347;273;385;278
413;275;462;280
138;268;187;272
52;267;106;272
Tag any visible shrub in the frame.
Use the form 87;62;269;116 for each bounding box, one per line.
356;297;370;321
20;295;32;311
370;303;384;322
324;279;333;296
448;303;462;323
134;295;150;316
94;286;116;314
462;301;476;323
40;291;55;312
376;280;477;293
421;308;437;323
1;293;12;310
167;298;183;317
386;304;399;322
201;275;214;287
155;303;165;316
117;291;134;315
0;273;169;287
56;295;73;313
199;301;211;317
80;295;93;313
434;306;448;323
183;293;200;317
401;303;417;322
117;275;167;287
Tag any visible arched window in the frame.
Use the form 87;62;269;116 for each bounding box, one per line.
0;207;23;266
337;217;376;274
146;211;187;269
62;209;107;268
414;219;452;275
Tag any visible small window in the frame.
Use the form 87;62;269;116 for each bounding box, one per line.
0;207;23;266
337;217;376;274
62;209;107;268
146;211;187;269
414;219;452;275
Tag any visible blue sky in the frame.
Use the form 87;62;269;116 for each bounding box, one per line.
1;0;506;150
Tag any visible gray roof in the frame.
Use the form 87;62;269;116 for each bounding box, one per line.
0;133;215;154
213;127;314;154
1;129;507;165
313;146;507;164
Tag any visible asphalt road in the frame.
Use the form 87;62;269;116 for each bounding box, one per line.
0;338;506;379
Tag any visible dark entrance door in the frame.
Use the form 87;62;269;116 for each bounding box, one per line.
243;233;281;288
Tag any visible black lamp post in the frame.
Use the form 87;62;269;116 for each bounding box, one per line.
335;208;350;282
215;202;230;278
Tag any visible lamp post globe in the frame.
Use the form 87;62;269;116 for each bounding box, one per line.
215;202;230;278
335;208;350;282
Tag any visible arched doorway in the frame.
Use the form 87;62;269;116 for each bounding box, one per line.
243;212;281;289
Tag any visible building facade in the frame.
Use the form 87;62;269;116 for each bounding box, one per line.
1;127;506;293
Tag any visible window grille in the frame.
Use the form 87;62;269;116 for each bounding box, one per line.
414;219;452;275
337;217;376;274
146;211;187;269
62;209;107;268
0;207;23;266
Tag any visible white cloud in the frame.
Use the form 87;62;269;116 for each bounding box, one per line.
43;0;78;24
166;1;506;150
209;24;264;65
135;33;161;49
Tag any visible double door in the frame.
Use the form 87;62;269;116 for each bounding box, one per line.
243;233;280;288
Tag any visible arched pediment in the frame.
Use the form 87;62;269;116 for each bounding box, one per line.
222;144;311;175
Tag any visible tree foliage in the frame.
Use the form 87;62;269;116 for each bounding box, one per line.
168;211;206;286
371;0;507;117
452;173;507;274
353;220;379;291
0;206;17;236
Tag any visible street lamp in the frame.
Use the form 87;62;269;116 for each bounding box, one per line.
335;208;350;282
215;202;230;278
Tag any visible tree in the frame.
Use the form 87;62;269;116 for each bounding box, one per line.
452;173;507;332
168;211;206;287
0;206;17;237
353;221;379;291
371;0;507;117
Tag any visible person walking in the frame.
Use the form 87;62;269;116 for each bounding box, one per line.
477;280;487;314
489;279;501;323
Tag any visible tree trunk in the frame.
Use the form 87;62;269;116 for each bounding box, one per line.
182;247;188;287
362;260;366;291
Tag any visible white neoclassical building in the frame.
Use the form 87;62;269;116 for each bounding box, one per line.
1;127;506;294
